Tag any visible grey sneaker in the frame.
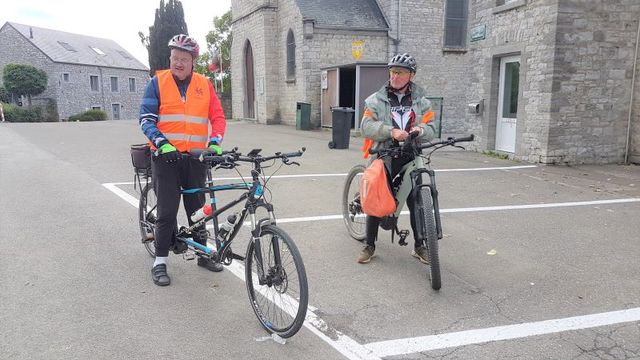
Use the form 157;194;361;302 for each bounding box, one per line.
412;246;430;264
358;245;375;264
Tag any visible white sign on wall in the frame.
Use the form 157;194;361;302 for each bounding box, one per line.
321;70;328;89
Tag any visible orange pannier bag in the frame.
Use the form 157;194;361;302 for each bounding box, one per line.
360;159;396;217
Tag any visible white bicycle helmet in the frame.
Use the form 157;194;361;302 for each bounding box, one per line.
388;53;417;73
168;34;200;58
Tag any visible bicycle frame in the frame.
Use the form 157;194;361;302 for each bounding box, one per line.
176;163;279;284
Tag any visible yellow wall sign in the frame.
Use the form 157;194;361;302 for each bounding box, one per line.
352;40;364;60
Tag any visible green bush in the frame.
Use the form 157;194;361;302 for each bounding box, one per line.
68;109;107;122
1;103;44;122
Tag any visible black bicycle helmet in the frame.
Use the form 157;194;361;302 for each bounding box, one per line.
388;53;417;73
168;34;200;58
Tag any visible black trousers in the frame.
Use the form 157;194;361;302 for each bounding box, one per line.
365;155;422;248
152;155;207;257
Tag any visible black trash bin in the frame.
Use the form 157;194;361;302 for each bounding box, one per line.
296;102;311;130
329;107;354;149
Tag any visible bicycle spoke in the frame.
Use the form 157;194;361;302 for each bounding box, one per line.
245;225;308;338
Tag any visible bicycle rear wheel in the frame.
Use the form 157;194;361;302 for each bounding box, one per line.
417;187;441;290
138;182;157;257
245;225;308;338
342;165;367;241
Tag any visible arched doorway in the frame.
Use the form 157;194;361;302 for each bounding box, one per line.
244;40;255;119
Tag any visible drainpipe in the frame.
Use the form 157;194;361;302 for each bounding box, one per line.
625;18;640;164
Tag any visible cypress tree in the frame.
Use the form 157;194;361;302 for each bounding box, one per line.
146;0;189;76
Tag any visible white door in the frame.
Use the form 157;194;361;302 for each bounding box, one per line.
496;55;520;153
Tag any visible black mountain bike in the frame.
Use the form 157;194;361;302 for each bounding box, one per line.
136;147;309;338
342;134;474;290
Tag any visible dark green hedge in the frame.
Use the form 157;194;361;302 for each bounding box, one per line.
1;103;44;122
68;109;107;122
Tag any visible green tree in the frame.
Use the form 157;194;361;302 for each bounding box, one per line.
197;10;232;94
139;0;188;76
0;86;9;103
2;64;48;107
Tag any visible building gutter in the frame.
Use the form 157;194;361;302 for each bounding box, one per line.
624;18;640;164
312;25;389;32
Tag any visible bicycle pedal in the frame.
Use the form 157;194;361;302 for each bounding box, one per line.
398;230;410;246
183;251;195;261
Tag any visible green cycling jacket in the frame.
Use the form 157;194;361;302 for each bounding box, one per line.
360;82;437;156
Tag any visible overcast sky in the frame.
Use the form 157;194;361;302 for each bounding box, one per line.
1;0;232;67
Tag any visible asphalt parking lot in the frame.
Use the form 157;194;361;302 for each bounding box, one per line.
1;119;639;359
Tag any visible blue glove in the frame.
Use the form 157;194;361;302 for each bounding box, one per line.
159;143;179;163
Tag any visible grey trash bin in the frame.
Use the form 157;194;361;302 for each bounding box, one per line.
329;107;354;149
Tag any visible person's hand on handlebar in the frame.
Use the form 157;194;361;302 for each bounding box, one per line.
391;127;423;142
409;126;423;136
158;143;180;163
391;128;409;141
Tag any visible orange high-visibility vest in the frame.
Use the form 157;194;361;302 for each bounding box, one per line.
155;70;210;152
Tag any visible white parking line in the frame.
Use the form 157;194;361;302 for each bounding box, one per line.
364;307;640;357
102;180;639;360
102;181;381;360
272;198;640;224
105;165;538;186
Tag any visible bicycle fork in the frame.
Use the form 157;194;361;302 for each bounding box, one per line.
411;168;443;240
249;209;279;286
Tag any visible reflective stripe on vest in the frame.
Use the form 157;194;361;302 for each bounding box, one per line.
155;70;210;152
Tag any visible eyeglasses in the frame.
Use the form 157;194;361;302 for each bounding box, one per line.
170;56;192;65
389;69;411;76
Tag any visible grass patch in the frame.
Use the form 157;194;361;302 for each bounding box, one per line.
483;150;510;160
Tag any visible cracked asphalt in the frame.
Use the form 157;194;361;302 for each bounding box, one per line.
1;120;639;360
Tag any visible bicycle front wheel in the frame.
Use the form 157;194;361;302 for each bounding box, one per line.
417;187;441;290
342;165;367;241
245;225;308;338
138;182;157;258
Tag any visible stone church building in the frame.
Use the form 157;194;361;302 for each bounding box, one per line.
230;0;640;164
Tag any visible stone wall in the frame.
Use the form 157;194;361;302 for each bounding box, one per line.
549;0;640;164
467;0;558;160
218;93;233;119
229;0;640;164
0;25;57;106
302;31;388;127
273;0;304;126
632;49;640;164
53;63;147;120
231;0;279;124
397;0;470;135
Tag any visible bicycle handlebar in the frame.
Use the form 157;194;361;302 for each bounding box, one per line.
368;134;475;155
234;147;306;163
195;147;306;169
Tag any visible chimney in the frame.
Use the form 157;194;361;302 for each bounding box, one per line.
29;27;33;39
